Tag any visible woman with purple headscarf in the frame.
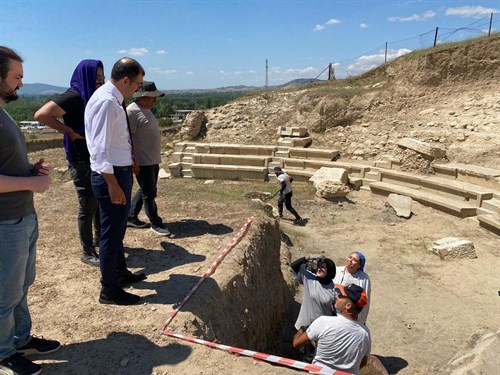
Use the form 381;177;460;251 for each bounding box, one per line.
35;59;104;266
333;251;371;324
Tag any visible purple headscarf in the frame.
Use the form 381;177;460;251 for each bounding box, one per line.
70;59;103;107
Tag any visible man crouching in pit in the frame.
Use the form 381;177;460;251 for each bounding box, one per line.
293;284;371;375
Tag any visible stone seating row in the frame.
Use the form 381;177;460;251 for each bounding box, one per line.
172;142;339;160
433;162;500;190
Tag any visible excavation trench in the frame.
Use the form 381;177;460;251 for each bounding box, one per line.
166;215;298;356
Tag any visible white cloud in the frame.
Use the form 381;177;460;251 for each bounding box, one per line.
155;50;167;55
117;48;149;56
314;18;341;31
149;67;177;74
185;71;194;75
326;18;341;25
388;10;436;22
345;48;412;75
360;23;368;29
445;6;499;18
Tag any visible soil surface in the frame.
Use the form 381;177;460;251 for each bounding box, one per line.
20;36;500;375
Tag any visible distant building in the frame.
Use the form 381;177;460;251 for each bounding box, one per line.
169;110;194;123
18;121;57;134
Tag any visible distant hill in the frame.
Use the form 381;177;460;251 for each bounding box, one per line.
19;83;68;96
20;79;323;96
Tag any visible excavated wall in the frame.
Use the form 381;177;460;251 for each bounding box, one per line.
169;215;294;353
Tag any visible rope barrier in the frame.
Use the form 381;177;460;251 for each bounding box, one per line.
162;331;352;375
160;216;254;330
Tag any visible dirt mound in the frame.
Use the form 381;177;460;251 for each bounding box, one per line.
199;35;500;169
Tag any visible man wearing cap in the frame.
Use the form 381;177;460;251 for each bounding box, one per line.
293;284;371;375
126;81;170;236
273;166;301;223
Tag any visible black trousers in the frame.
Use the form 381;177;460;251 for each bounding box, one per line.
278;191;301;220
69;162;100;255
128;164;162;226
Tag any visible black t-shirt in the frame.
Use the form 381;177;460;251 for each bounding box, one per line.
54;89;90;163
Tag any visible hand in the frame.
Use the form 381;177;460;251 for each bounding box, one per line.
68;131;85;142
32;158;51;176
132;160;139;175
305;254;325;261
108;184;126;205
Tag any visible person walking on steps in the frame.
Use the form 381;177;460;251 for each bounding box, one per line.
273;166;302;223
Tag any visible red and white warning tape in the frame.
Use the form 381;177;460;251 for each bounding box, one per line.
160;216;254;330
159;215;352;375
162;330;351;375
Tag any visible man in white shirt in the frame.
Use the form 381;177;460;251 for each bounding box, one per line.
85;57;146;305
293;284;371;375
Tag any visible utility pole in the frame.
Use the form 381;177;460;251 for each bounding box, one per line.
265;59;268;90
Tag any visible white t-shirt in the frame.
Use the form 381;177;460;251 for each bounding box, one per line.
333;266;371;324
307;315;371;375
277;173;292;194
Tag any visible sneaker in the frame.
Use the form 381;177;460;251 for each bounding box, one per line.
150;224;171;236
127;218;147;228
117;270;147;287
17;336;61;356
0;353;41;375
99;289;141;305
81;250;99;267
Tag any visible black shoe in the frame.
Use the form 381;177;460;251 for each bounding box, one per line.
150;224;171;236
293;217;303;224
118;270;147;287
81;250;99;267
0;353;41;375
17;336;61;356
127;218;147;228
99;289;141;305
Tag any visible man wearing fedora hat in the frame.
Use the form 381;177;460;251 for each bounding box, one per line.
126;81;170;236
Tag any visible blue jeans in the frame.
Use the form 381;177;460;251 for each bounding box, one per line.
91;169;132;293
128;164;162;226
0;213;37;360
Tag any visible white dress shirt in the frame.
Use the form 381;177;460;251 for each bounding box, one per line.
84;81;133;174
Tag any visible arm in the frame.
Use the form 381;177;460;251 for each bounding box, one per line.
0;158;51;193
292;327;311;348
290;257;307;275
34;101;84;141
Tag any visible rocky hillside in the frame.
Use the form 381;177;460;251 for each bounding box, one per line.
198;35;500;169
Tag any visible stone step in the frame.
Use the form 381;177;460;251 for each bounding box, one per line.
370;181;477;218
181;156;193;163
481;198;500;214
182;169;193;178
477;214;500;236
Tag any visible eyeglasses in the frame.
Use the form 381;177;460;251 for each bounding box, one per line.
96;75;105;82
132;79;143;88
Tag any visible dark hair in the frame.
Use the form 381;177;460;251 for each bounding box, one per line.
110;57;145;81
0;46;23;79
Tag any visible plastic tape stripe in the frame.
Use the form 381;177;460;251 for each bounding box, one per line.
160;216;254;330
162;331;352;375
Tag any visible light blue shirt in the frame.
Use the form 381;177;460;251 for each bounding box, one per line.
85;81;132;174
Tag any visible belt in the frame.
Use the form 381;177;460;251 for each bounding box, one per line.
113;165;132;172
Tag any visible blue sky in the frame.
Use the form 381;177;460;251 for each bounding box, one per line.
1;0;498;90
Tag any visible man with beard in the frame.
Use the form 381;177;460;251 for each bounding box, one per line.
0;46;61;375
